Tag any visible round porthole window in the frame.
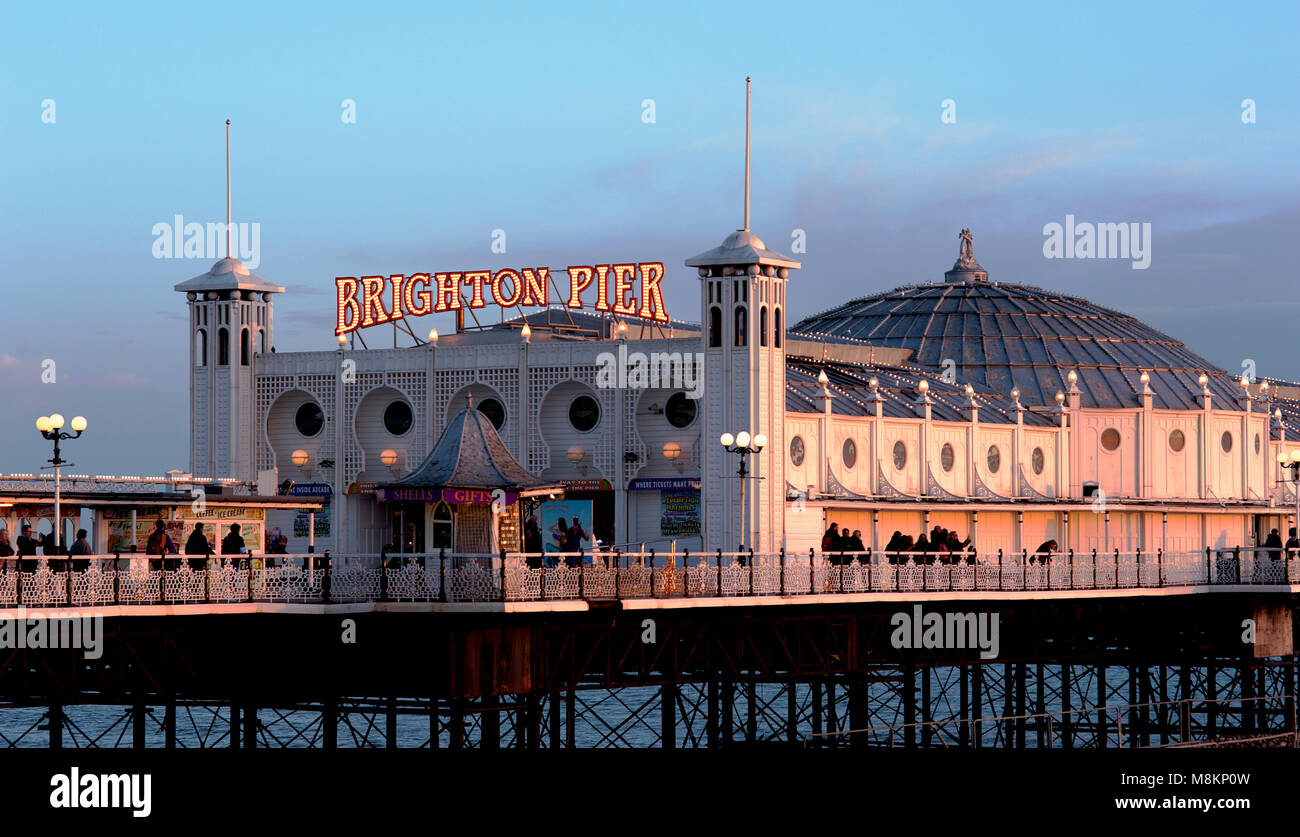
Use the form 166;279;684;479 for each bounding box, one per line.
1169;429;1185;452
940;443;955;473
384;401;413;436
1101;428;1121;451
1031;447;1045;475
569;395;601;432
790;435;805;466
842;438;857;469
295;402;324;437
665;392;697;429
987;445;1001;474
893;441;908;470
477;397;506;430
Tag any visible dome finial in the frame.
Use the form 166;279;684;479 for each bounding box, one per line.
945;228;988;282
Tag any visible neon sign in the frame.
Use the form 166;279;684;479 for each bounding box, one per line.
335;262;669;336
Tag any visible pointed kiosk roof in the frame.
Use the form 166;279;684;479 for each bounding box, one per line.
173;256;285;295
385;404;559;495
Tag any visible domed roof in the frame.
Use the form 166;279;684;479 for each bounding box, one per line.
792;231;1243;410
685;228;801;270
173;256;284;294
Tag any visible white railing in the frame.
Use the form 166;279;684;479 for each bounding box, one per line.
0;547;1293;608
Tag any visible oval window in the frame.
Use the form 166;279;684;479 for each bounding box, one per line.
1031;447;1045;475
1169;429;1185;453
665;392;697;429
1100;428;1121;451
790;435;805;466
295;402;324;437
477;397;506;430
384;401;413;436
1221;431;1233;453
893;440;908;470
842;438;857;469
569;395;601;432
940;443;955;473
1255;433;1261;455
987;445;1001;474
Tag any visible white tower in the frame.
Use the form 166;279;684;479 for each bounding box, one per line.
173;120;282;481
175;258;283;481
686;78;800;553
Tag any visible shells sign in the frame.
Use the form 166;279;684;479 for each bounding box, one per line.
336;262;670;335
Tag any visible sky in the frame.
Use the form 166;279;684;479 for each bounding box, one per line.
1;0;1297;476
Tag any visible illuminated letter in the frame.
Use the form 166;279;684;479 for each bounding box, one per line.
433;273;462;312
593;265;611;312
492;269;523;307
612;263;637;316
360;275;390;327
566;265;594;309
463;270;491;309
388;274;407;321
404;273;432;317
335;277;360;335
521;267;549;307
637;262;668;322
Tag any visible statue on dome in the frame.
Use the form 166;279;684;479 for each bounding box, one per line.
958;228;975;265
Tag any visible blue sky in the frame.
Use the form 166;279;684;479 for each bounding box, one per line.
2;1;1297;475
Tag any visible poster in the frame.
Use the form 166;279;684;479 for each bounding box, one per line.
661;489;700;537
534;500;594;552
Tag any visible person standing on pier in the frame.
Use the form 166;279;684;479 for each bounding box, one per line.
221;523;246;560
16;524;41;572
185;522;212;571
0;529;12;558
146;519;178;570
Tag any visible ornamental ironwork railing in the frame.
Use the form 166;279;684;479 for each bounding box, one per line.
0;546;1294;608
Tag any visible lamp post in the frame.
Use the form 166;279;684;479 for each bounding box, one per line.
1276;449;1300;542
720;430;766;550
35;414;87;553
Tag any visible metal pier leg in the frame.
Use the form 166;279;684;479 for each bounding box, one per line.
1208;661;1218;740
902;663;915;749
849;676;866;749
921;667;931;748
1016;663;1027;749
826;679;838;746
565;689;575;748
133;700;147;749
549;692;561;749
1001;663;1012;747
661;683;677;750
1035;663;1045;748
49;702;63;750
1127;666;1138;748
707;680;719;748
972;664;983;749
324;697;338;750
430;698;440;750
811;681;822;746
1140;666;1153;747
526;694;541;749
450;699;465;750
1242;657;1255;737
786;682;798;745
1097;663;1107;749
1060;664;1072;749
244;702;257;749
229;701;239;749
722;680;734;746
165;698;176;750
746;682;756;743
959;665;969;748
481;695;500;750
385;695;397;749
1159;665;1169;745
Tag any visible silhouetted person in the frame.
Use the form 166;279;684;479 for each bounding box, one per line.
1033;539;1058;565
1286;528;1299;554
221;523;246;558
16;525;41;572
913;534;931;564
0;529;11;558
184;523;211;571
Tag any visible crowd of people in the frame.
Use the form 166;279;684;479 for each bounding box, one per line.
821;522;975;565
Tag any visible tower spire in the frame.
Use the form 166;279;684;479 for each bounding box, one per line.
225;119;232;258
743;76;751;232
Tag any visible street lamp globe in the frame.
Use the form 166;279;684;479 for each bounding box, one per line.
380;449;399;467
735;431;751;448
1291;451;1300;463
719;433;734;448
49;414;65;430
291;449;310;467
752;433;767;451
36;416;51;433
71;416;87;432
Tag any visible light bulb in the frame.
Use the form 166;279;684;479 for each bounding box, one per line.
49;414;64;430
71;416;87;432
736;431;751;448
753;433;767;450
720;433;735;448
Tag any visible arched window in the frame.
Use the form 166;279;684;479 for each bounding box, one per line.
774;308;782;348
734;306;747;347
240;329;250;366
259;329;266;353
217;328;229;366
708;306;722;348
196;329;207;367
432;502;453;549
759;306;768;347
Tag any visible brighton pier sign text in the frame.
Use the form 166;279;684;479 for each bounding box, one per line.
336;263;669;335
